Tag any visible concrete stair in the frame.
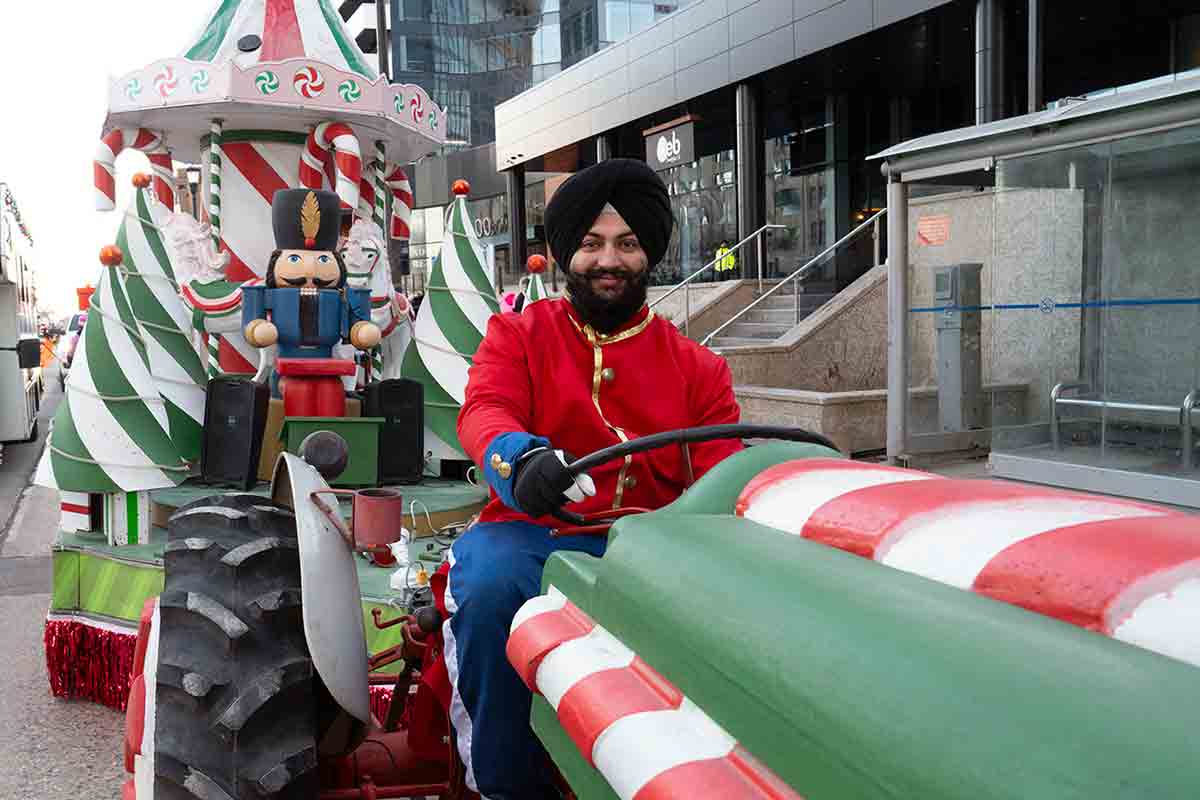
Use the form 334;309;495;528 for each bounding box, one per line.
707;288;834;350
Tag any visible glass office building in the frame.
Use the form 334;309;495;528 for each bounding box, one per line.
388;0;693;290
495;0;1200;291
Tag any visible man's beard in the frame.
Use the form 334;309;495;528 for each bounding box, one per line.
566;268;649;334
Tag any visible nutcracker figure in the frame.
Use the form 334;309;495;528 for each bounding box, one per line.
241;188;381;417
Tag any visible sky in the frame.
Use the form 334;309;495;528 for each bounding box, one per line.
0;2;374;319
0;1;177;318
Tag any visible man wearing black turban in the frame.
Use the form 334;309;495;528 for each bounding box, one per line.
446;159;742;798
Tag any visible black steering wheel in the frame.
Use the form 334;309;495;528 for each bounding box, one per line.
551;423;837;528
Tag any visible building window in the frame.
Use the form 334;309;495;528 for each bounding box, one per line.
653;149;737;286
404;34;434;72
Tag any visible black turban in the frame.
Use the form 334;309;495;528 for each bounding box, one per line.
544;158;673;272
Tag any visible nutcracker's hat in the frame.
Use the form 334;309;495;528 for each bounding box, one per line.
272;189;342;251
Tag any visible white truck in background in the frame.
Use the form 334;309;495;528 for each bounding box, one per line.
0;185;44;446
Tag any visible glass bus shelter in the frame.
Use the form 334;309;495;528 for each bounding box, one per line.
875;72;1200;508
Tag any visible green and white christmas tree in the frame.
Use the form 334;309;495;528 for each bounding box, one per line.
401;180;500;459
118;187;208;461
36;192;193;494
524;254;549;307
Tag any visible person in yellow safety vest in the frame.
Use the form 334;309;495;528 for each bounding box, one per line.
714;240;737;275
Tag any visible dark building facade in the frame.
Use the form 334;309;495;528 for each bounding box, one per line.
494;0;1200;292
379;0;694;290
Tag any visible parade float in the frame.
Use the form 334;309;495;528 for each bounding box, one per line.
114;424;1200;800
34;2;1200;797
41;0;490;713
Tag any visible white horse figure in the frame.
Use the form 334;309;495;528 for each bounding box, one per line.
341;218;413;382
166;213;270;378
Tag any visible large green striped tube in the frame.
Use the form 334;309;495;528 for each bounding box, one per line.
540;513;1200;799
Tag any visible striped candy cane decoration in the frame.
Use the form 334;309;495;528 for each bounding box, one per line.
736;458;1200;667
95;128;175;211
298;121;361;212
208;120;222;246
507;588;803;800
373;141;387;231
356;177;374;222
204;115;224;380
384;164;413;239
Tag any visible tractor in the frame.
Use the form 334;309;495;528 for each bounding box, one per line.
120;425;1200;799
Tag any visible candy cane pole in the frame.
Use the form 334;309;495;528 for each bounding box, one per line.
206;119;224;377
373;141;387;232
298;121;361;212
94;128;174;211
208;120;222;245
357;177;375;223
146;148;175;209
384;164;413;240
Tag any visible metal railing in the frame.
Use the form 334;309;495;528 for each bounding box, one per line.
648;224;785;337
1051;381;1200;470
701;209;887;348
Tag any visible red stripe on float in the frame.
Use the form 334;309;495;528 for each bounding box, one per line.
800;479;1156;559
261;0;305;61
220;245;258;283
505;603;594;690
61;502;91;516
556;657;683;765
131;129;159;150
973;515;1199;632
634;746;804;800
94;165;116;201
222;141;290;205
735;458;921;517
218;339;256;374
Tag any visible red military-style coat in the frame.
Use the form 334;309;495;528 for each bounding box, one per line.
457;298;742;526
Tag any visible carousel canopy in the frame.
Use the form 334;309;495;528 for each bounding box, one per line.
102;0;445;163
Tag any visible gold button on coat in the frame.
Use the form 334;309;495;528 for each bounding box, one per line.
623;475;637;489
490;453;502;468
600;367;616;383
497;462;512;479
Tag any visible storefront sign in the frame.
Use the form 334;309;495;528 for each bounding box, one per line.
473;214;508;238
917;214;950;246
645;122;695;171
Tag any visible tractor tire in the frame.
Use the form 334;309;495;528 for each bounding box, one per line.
153;492;317;799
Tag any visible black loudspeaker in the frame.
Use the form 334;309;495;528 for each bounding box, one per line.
201;376;270;490
364;378;425;484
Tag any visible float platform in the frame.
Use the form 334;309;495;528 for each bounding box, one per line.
46;478;488;710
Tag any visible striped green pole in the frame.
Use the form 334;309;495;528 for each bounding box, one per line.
207;333;221;377
373;140;387;232
207;119;224;377
209;119;222;245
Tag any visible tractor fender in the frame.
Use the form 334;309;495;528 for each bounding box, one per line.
270;452;371;732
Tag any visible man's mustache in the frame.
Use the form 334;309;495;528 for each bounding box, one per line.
583;268;633;279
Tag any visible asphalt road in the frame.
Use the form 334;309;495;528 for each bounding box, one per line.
0;367;126;800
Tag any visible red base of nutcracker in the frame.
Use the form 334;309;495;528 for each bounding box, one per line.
277;357;357;418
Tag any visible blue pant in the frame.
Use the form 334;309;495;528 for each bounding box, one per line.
443;521;606;799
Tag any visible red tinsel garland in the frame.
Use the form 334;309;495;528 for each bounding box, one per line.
44;618;137;711
46;617;404;722
368;684;395;724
